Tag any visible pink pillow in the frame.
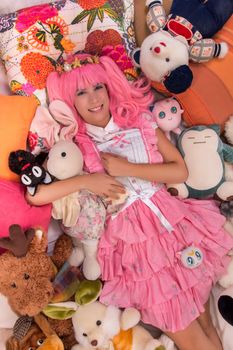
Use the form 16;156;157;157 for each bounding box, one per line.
0;179;51;253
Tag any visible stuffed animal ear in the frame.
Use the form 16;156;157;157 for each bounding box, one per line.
163;65;193;94
75;279;102;306
8;150;35;175
29;228;48;254
209;124;221;135
120;308;140;330
218;286;233;326
131;48;141;68
6;336;20;350
225;116;233;144
42;302;77;320
49;100;78;141
0;225;35;257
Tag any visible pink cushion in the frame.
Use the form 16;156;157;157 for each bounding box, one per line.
0;179;51;253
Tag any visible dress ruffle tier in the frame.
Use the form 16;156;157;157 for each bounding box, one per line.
98;188;233;332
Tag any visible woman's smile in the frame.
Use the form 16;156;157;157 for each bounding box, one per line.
88;104;104;112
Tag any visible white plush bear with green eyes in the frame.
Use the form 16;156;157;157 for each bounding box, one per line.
167;125;233;200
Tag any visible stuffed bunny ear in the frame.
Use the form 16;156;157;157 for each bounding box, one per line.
49;100;78;141
29;105;61;154
42;302;78;320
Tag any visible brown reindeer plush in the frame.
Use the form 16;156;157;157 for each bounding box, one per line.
0;225;56;316
0;225;76;349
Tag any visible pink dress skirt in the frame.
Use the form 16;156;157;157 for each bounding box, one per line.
93;122;233;332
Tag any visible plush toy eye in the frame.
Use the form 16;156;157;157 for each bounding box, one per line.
83;333;88;337
28;347;33;350
166;57;170;62
21;174;32;186
61;152;66;157
158;111;166;119
32;166;42;177
11;282;17;288
187;257;194;266
195;250;202;260
24;273;30;280
96;320;102;326
37;339;44;345
171;106;177;113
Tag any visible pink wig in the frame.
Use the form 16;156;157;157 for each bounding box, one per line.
46;55;154;172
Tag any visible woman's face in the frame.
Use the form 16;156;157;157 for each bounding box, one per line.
74;83;110;127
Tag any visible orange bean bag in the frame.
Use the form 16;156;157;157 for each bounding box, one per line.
152;16;233;130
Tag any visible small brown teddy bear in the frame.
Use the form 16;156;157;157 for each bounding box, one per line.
6;313;65;350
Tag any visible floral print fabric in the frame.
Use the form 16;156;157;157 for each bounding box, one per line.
0;0;135;105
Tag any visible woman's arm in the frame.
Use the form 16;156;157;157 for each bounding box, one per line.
101;128;188;184
26;173;126;206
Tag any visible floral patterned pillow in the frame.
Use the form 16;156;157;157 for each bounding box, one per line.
0;0;136;105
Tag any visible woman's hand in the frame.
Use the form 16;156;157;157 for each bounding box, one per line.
100;152;132;177
83;172;125;199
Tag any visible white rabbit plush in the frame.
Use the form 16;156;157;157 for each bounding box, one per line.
47;140;106;281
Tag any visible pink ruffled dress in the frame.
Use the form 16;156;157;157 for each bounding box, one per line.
86;118;233;332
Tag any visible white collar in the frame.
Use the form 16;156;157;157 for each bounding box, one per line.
85;117;120;142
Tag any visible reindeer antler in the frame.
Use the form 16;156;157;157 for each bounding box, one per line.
0;224;35;257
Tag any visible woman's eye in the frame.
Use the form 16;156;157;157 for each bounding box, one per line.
95;84;103;90
171;106;177;113
77;90;85;96
158;111;165;119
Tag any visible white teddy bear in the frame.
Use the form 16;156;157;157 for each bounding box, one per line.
132;0;231;94
71;301;166;350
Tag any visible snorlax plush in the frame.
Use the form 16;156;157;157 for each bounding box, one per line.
167;125;233;200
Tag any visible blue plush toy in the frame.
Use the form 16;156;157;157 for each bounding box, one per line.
132;0;233;93
166;125;233;200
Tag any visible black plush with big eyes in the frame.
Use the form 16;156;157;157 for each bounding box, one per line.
8;150;47;189
96;320;102;326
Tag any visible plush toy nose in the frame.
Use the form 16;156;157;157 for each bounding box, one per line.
154;46;160;54
91;340;98;346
